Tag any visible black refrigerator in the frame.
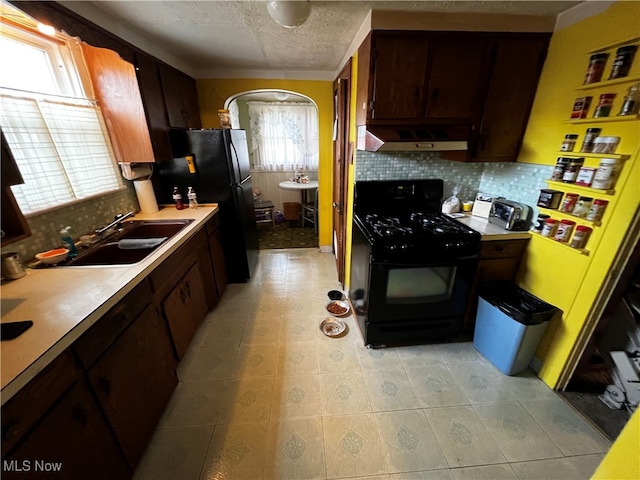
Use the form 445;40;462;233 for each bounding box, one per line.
153;128;258;283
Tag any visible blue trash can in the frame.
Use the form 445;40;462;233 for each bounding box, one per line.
473;282;559;375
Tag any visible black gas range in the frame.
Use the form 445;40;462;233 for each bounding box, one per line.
349;179;481;347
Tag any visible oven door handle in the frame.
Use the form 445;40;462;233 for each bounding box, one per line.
372;255;478;267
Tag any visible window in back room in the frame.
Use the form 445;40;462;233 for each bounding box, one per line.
0;12;123;215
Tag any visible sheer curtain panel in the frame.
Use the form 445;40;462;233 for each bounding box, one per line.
247;102;318;171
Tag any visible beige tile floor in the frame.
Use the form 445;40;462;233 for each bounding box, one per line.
133;249;611;480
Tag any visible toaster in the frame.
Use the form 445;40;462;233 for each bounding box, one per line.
488;199;533;231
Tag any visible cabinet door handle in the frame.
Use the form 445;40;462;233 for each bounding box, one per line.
72;406;89;428
98;377;112;398
429;88;439;106
3;422;21;442
184;280;192;297
179;286;187;304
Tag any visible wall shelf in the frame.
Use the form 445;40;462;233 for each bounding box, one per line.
538;206;602;227
554;152;630;160
565;114;640;125
575;75;640;91
587;36;640;54
532;231;590;256
545;179;615;196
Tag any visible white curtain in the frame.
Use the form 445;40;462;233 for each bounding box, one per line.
247;101;318;171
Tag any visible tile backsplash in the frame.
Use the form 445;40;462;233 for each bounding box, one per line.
356;150;553;211
2;185;139;263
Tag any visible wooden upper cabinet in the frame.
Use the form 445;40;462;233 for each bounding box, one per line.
425;38;489;120
81;43;155;163
369;35;430;121
158;64;202;129
134;52;173;162
473;35;550;162
359;32;491;124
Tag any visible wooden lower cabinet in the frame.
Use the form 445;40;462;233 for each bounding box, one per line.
3;378;130;480
464;238;530;331
207;215;227;299
87;303;177;468
1;217;227;478
161;262;208;359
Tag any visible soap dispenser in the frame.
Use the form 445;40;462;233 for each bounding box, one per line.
60;226;79;258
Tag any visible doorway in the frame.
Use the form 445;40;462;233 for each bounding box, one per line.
226;90;320;249
333;60;351;286
559;207;640;441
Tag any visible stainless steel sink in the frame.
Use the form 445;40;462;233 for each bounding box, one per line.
63;219;194;266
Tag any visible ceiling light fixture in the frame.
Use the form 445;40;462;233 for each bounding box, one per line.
266;0;311;28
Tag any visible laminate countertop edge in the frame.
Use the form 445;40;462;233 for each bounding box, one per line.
1;205;218;405
453;213;532;240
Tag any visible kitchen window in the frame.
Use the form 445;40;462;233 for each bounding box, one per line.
0;20;123;215
247;101;319;171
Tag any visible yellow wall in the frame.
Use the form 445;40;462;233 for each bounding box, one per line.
197;79;334;248
515;1;640;387
592;409;639;479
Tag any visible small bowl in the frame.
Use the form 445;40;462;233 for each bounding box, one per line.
327;290;344;301
35;248;69;265
320;317;347;337
326;300;350;317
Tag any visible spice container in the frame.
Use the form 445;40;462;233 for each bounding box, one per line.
537;189;563;209
570;96;592;119
583;53;609;84
619;83;640;116
592;158;620;190
541;218;559;237
575;167;596;187
218;109;231;128
571;226;592;249
533;213;550;233
554;219;576;243
580;127;602;153
551;157;571;181
593;93;616;118
586;199;609;222
562;158;585;183
608;45;638;80
560;193;580;213
560;134;579;152
591;136;620;154
572;196;593;218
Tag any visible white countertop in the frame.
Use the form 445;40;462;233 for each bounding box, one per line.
1;206;218;404
452;213;532;240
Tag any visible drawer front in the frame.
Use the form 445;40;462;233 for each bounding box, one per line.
2;350;80;455
479;238;529;259
73;279;153;369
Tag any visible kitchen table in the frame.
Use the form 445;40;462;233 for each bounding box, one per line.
278;180;319;206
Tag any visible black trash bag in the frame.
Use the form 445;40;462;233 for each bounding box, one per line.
478;281;559;326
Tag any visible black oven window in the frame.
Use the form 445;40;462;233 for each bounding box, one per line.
386;266;456;304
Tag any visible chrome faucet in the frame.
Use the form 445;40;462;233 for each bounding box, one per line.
95;211;135;236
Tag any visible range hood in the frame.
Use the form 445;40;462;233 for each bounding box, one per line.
357;124;471;152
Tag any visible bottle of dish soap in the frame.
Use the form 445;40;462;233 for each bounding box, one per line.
60;226;79;258
187;186;198;209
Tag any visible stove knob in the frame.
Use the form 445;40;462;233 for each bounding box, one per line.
399;244;408;251
386;245;397;251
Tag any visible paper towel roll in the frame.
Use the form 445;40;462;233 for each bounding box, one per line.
134;179;159;214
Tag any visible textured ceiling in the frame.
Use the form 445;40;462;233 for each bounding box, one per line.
62;1;584;78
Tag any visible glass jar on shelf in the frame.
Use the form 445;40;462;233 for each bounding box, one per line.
619;83;640;116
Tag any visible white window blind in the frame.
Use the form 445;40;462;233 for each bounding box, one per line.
1;93;123;214
0;18;124;215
